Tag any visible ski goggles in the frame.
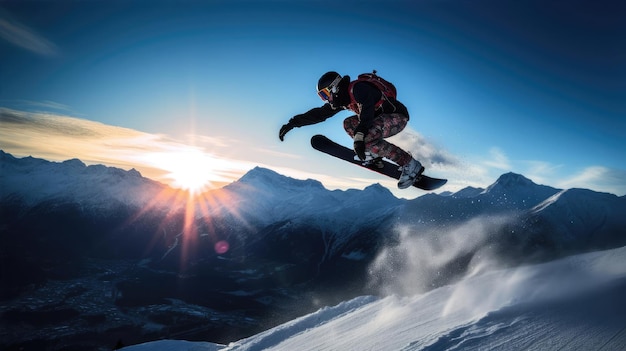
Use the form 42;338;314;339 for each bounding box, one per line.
317;86;334;101
317;75;342;101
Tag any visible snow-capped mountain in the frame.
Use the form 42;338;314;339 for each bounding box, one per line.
1;151;625;350
0;150;168;210
2;150;625;282
3;151;623;257
482;171;559;206
206;166;403;229
527;187;626;250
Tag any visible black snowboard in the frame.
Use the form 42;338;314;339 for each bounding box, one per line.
311;134;447;191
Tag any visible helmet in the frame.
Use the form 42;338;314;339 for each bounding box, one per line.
316;71;342;101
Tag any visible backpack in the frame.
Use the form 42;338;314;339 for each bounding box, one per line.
355;70;397;101
348;70;397;113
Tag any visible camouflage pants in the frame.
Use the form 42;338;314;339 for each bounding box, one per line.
343;113;412;166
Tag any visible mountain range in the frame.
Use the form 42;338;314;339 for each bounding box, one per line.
1;150;625;350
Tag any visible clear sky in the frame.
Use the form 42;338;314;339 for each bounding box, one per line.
1;0;624;198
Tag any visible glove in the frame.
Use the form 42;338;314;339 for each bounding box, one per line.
353;132;366;160
279;123;294;141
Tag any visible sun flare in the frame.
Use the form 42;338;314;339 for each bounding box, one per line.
149;149;219;193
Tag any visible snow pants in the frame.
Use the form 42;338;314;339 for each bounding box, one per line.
343;113;413;166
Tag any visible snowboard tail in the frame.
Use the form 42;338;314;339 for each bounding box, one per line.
311;134;446;191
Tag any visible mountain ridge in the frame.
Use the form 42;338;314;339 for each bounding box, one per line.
0;150;164;209
3;149;624;267
0;150;580;206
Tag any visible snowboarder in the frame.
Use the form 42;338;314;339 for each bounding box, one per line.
279;71;424;189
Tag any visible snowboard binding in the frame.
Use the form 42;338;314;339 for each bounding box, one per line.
354;153;385;169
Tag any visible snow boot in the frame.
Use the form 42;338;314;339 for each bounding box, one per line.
398;158;424;189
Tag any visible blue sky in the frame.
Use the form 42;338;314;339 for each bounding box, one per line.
1;0;624;197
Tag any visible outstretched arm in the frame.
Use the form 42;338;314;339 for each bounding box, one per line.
279;103;339;141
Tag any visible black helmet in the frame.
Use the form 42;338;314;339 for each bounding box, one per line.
317;71;342;101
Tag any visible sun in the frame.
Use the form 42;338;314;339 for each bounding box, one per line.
157;149;217;193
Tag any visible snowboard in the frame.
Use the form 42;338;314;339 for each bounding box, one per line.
311;134;447;191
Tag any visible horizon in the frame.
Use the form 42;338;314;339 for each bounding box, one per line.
3;148;620;198
1;1;624;199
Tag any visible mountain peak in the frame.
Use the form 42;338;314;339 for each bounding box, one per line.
363;182;398;198
234;166;325;190
479;172;560;209
238;166;282;181
62;158;87;169
493;172;534;188
0;149;14;159
483;172;538;194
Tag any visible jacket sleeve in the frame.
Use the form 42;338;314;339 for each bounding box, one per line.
351;82;381;134
289;103;340;128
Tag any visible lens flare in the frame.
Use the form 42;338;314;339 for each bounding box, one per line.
214;240;230;254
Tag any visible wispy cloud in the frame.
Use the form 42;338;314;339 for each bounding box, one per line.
557;166;626;195
386;127;460;169
480;150;626;196
517;160;563;187
4;99;76;114
0;108;250;188
483;147;511;170
386;128;498;193
0;10;59;57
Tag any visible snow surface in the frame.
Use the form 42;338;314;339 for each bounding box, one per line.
122;246;626;351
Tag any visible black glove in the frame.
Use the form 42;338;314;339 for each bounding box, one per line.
353;132;366;160
279;123;294;141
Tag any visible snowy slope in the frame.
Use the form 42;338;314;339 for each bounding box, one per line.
122;245;626;351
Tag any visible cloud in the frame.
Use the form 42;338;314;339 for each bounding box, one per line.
0;11;59;57
385;128;509;194
483;147;511;170
0;108;250;187
386;127;460;169
521;160;562;183
557;166;626;195
6;100;76;114
0;108;100;138
510;159;626;196
492;156;626;196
